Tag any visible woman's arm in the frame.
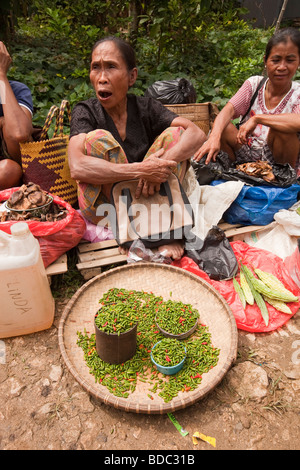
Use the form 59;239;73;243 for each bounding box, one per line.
237;113;300;145
193;102;236;163
161;116;206;163
0;42;33;162
68;133;177;185
134;116;206;197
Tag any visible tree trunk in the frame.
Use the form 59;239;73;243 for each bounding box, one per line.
275;0;289;33
129;0;139;45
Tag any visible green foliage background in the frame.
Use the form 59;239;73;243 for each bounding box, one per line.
2;0;299;131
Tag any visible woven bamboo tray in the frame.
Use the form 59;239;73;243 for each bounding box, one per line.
58;263;238;414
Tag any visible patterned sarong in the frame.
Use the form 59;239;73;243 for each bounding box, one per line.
78;127;187;224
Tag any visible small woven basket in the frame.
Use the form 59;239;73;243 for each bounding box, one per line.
20;100;78;207
165;102;211;135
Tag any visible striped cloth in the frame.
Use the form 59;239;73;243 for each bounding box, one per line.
78;127;187;224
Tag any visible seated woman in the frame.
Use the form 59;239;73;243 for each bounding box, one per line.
0;41;33;189
193;27;300;174
68;36;206;260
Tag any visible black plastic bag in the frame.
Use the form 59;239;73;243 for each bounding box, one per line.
184;227;238;281
192;151;299;187
144;78;197;104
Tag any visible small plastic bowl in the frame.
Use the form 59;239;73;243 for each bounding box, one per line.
150;340;187;375
5;195;54;217
155;315;199;340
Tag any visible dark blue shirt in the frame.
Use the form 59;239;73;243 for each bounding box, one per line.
70;94;177;163
0;80;33;117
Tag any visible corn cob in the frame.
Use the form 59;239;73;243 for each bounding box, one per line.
241;264;269;326
255;268;296;298
263;296;293;314
240;270;254;305
241;264;299;303
233;277;246;309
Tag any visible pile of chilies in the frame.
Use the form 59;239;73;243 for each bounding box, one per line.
151;338;186;367
155;299;199;335
77;287;220;403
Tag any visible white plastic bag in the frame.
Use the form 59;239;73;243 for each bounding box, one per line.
274;205;300;236
244;222;298;259
187;180;244;240
244;203;300;259
284;239;300;289
127;239;172;264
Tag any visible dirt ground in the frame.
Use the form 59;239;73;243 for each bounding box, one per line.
0;271;299;453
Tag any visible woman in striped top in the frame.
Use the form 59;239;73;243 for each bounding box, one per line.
194;27;300;175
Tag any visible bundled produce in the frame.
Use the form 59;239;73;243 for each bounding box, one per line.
232;277;246;309
241;264;270;326
262;296;292;314
239;271;254;305
242;264;298;303
235;263;299;326
254;268;298;300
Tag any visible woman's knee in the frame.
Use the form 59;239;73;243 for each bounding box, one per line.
149;126;184;155
221;122;239;148
268;129;299;165
268;128;299;146
161;126;184;141
84;130;126;163
0;159;23;190
85;129;114;153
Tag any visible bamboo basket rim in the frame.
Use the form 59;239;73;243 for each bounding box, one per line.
165;102;210;107
58;263;238;414
165;102;210;114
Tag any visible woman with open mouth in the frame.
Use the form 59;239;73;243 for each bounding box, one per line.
68;36;205;260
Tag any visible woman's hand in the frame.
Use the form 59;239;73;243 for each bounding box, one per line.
135;179;160;198
192;134;221;164
236;117;257;145
0;42;12;77
134;150;177;198
139;151;177;183
193;102;236;164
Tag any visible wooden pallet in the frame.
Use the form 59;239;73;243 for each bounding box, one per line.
75;223;270;280
218;222;268;241
76;239;127;280
45;253;68;283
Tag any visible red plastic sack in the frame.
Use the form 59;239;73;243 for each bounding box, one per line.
284;239;300;290
172;240;300;333
0;187;86;268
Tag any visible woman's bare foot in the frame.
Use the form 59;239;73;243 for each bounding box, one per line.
158;241;184;260
118;241;184;261
118;245;129;255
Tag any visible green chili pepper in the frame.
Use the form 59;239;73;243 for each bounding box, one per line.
155;300;199;335
77;287;220;403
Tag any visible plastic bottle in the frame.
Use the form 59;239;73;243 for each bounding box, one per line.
0;222;55;338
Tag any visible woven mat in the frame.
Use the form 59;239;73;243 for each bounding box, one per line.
58;263;238;414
